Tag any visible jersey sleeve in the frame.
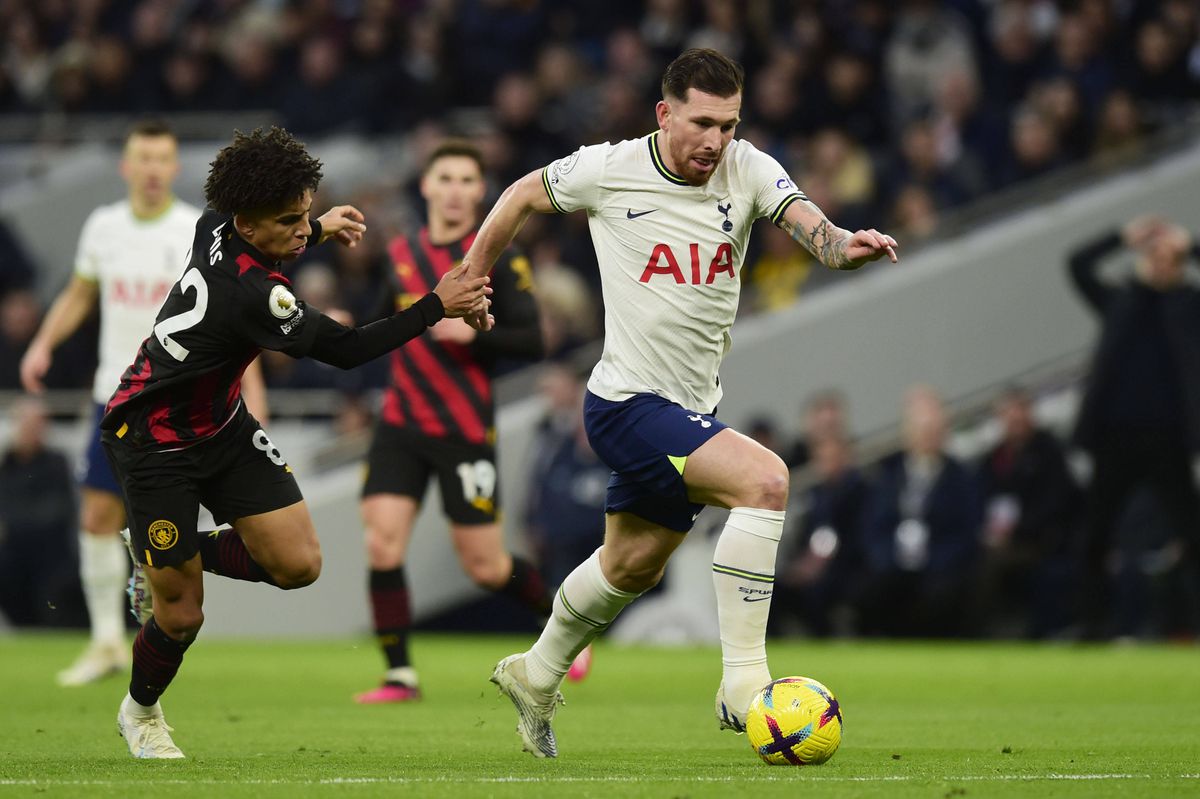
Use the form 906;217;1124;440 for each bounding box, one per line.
541;143;608;214
73;209;104;281
738;141;809;226
235;276;322;357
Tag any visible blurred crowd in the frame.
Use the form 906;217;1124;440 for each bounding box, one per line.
761;379;1198;642
3;1;1200;639
764;217;1200;642
2;0;1199;324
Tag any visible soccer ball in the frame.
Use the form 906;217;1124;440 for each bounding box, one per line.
745;677;843;766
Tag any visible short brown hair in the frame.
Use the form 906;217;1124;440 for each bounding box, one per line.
661;48;744;102
125;118;175;143
423;140;485;176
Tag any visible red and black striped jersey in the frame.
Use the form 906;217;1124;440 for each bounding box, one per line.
102;209;324;450
381;228;541;445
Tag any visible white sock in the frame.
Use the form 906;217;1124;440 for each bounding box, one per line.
712;507;785;713
385;667;418;687
80;531;128;644
121;693;160;719
525;547;639;695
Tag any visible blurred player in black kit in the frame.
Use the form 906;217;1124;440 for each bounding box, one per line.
355;141;548;703
101;127;491;758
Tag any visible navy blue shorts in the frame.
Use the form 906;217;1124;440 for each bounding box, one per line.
583;391;727;533
80;403;121;495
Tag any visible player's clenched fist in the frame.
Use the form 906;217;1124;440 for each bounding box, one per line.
317;205;367;248
434;262;492;318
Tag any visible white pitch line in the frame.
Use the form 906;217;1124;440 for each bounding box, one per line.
1;773;1198;787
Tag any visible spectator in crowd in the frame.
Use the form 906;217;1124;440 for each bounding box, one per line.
859;386;982;637
1090;89;1147;170
1127;17;1195;122
886;118;980;211
744;416;785;459
639;0;690;63
813;48;890;151
800;128;876;233
983;1;1045;113
773;433;871;638
998;105;1065;188
1029;77;1090;163
785;389;848;470
0;397;78;628
525;362;608;590
889;183;940;246
977;387;1078;639
1040;12;1115;115
929;71;1006;191
884;0;978;129
1067;216;1200;640
280;37;365;136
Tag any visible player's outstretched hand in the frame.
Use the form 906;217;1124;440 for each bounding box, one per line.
317;205;367;248
844;228;898;267
18;343;50;394
435;263;492;321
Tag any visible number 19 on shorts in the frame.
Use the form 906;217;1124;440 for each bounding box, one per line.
456;459;496;514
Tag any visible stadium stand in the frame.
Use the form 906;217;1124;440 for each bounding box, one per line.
2;0;1200;640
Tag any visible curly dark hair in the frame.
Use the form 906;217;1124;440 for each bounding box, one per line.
204;127;324;216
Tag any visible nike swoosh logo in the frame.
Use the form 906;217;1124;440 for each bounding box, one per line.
626;209;658;219
742;596;772;603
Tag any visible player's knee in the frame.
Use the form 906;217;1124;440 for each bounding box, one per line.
604;556;665;594
156;606;204;641
274;549;322;589
462;554;508;589
365;526;404;569
746;455;789;511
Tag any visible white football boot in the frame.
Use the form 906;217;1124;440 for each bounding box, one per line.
490;653;564;758
56;639;128;686
715;681;748;733
117;695;184;759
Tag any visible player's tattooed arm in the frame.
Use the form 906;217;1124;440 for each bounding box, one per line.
780;199;898;270
782;213;855;270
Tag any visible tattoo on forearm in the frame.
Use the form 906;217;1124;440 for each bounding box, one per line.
783;215;852;269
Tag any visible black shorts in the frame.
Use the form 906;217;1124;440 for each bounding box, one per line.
101;406;303;567
362;423;499;525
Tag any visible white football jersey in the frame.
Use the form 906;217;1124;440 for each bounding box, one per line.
74;198;201;403
543;132;806;412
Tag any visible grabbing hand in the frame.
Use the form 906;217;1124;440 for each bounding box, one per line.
434;263;492;319
844;228;898;267
317;205;367;248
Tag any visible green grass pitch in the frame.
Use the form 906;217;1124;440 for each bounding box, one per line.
1;634;1198;797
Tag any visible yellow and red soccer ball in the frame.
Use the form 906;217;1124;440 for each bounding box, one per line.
745;677;843;765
